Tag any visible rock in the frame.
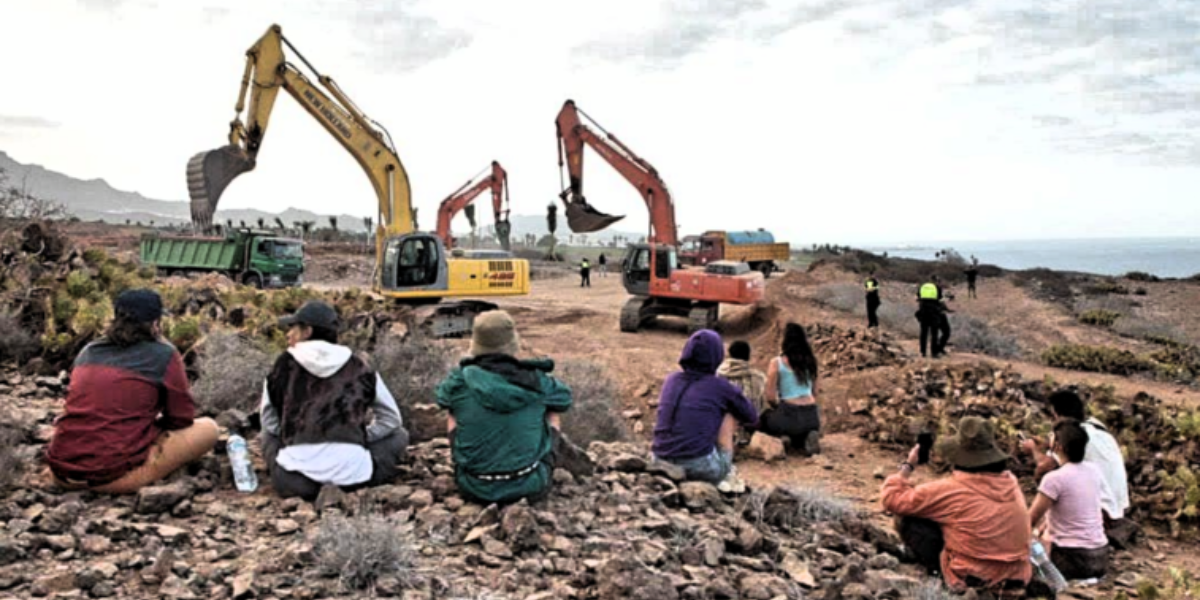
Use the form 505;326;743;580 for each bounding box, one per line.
744;433;785;462
313;484;348;514
79;533;113;555
732;524;763;554
171;499;194;518
622;409;643;420
39;501;83;534
738;574;791;600
0;538;25;565
159;574;198;600
91;581;117;597
216;409;251;433
272;519;300;535
701;537;724;567
705;578;738;599
406;403;448;443
464;524;499;545
136;481;191;514
780;553;816;588
33;571;76;595
430;475;457;499
597;558;680;600
865;569;919;596
483;536;513;559
608;454;648;473
407;489;434;509
554;432;596;478
232;572;255;599
647;461;686;482
679;481;721;509
866;554;900;571
155;525;189;544
76;562;119;590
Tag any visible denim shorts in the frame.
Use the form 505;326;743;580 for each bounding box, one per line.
655;447;732;484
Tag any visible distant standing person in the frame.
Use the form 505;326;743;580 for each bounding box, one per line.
864;274;881;330
598;253;608;277
580;257;591;288
964;263;979;300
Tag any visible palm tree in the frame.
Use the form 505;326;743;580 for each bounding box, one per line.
274;217;285;232
298;220;314;240
257;217;265;229
328;216;338;232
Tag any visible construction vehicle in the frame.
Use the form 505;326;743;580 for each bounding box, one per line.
680;230;790;276
435;161;512;252
555;100;765;333
140;228;304;288
185;24;529;336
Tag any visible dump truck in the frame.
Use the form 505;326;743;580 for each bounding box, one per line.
679;230;790;277
140;228;304;288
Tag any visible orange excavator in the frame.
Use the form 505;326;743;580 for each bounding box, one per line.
555;99;766;333
435;161;511;252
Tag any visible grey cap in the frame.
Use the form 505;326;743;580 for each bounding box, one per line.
278;300;339;331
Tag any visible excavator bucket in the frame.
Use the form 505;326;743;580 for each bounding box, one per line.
186;145;254;231
564;198;624;233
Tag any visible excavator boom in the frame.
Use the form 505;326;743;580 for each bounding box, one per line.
435;161;511;250
187;24;411;242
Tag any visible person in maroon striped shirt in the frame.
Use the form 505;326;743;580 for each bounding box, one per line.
47;289;218;493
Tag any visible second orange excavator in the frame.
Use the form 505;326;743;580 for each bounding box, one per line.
435;161;511;252
555;100;766;333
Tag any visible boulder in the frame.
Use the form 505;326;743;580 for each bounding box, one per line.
743;433;785;462
136;482;191;515
597;558;680;600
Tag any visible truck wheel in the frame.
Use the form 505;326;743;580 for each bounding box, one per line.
244;274;263;289
759;263;773;278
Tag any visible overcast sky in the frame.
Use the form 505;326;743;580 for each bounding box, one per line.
1;0;1197;244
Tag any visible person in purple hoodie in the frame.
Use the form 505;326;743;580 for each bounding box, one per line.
652;329;759;484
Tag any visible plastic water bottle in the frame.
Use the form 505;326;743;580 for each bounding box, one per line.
1029;539;1068;592
227;434;258;493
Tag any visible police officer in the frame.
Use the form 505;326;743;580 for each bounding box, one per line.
916;275;951;357
580;257;591;288
864;274;881;329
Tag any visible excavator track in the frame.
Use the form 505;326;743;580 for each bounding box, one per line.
417;300;500;338
620;296;647;333
687;304;719;334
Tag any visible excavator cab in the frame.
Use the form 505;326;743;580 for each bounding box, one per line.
621;243;676;296
187;145;256;232
380;233;449;292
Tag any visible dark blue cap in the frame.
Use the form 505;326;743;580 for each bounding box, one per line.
279;300;339;331
114;288;166;323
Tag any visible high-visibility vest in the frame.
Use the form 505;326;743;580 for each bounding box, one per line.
919;283;939;300
582;260;590;268
865;279;878;292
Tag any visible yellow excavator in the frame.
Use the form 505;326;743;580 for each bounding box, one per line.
186;24;529;336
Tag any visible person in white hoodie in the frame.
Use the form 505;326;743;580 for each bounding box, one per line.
259;301;408;501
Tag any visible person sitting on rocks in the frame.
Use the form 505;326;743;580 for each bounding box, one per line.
1022;390;1131;546
717;340;767;446
881;416;1032;594
1028;420;1110;581
759;323;821;455
436;310;575;505
260;301;409;502
652;330;758;484
47;289;219;493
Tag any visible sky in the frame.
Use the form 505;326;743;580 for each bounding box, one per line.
0;0;1198;245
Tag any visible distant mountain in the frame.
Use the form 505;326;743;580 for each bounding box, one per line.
0;150;646;239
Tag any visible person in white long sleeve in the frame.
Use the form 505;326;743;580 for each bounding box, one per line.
259;301;409;501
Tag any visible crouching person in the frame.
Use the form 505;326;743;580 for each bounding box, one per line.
652;330;759;484
881;417;1031;595
436;311;573;505
48;289;219;493
260;301;408;502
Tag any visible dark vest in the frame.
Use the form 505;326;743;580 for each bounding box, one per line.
267;352;375;446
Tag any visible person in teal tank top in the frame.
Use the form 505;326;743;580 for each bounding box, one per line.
758;323;822;455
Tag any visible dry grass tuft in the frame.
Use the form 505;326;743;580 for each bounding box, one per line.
555;358;628;447
192;331;276;416
315;515;416;591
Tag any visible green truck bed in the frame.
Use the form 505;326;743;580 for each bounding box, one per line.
140;236;243;271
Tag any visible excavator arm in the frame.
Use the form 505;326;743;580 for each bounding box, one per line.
187;24;412;246
434;161;511;250
555;99;676;244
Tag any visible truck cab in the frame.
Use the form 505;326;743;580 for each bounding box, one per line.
246;234;305;288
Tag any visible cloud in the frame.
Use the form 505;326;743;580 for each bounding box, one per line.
338;1;472;73
573;0;766;66
0;115;60;129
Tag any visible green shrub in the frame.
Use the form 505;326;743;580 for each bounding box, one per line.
1079;309;1121;327
82;248;108;266
1125;271;1160;282
65;270;98;299
1084;279;1129;295
0;310;38;363
948;314;1021;358
166;317;202;353
1042;344;1155;376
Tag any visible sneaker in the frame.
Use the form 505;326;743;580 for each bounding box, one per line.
803;431;821;456
717;466;747;494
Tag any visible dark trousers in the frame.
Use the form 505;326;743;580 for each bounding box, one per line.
580;269;591;287
260;430;409;501
758;404;820;450
919;312;951;356
967;281;977;299
866;294;880;328
1050;544;1108;580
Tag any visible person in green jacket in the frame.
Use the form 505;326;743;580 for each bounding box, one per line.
436;310;574;504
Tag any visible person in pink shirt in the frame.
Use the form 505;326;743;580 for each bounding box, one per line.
1028;420;1110;580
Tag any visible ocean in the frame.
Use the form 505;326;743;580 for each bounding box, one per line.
866;237;1200;279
